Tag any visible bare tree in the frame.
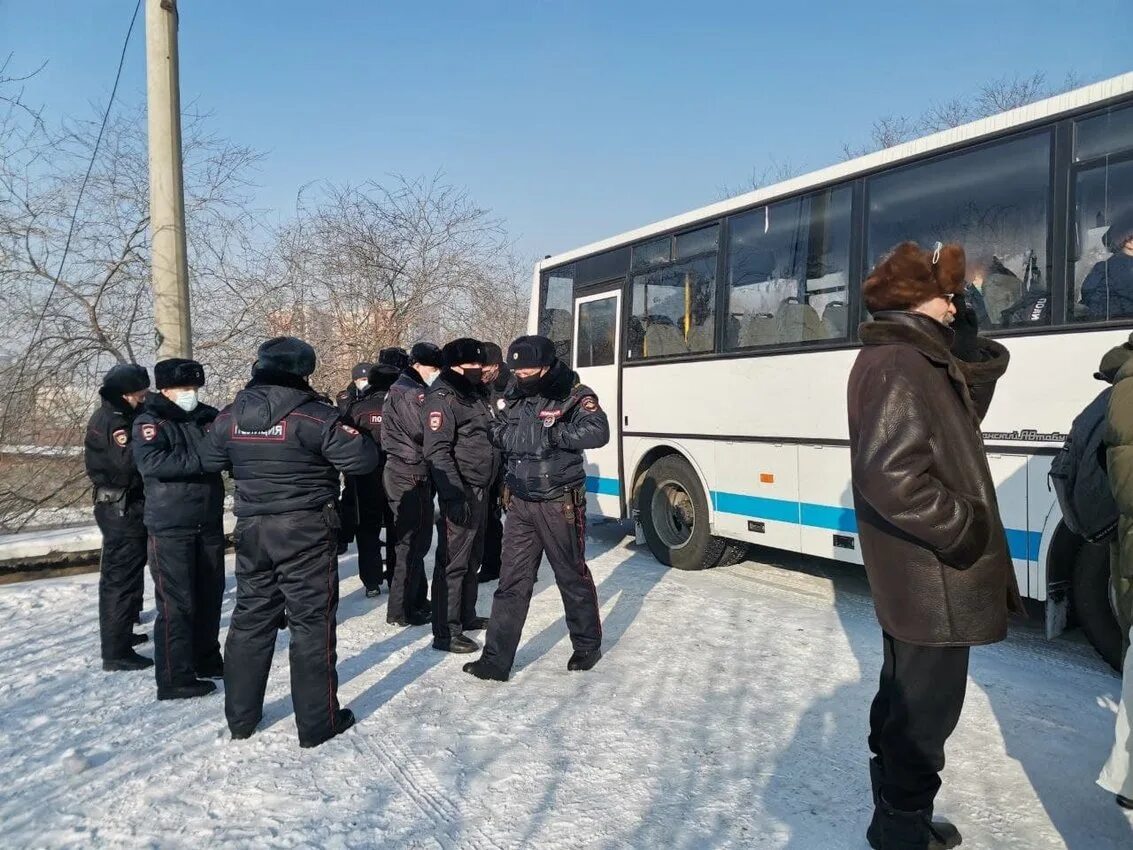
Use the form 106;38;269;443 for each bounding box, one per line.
719;157;799;200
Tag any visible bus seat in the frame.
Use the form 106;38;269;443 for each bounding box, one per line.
982;272;1022;325
775;298;825;343
686;317;715;352
821;301;848;338
644;320;687;357
739;313;777;347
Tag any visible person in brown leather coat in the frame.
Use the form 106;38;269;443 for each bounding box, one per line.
848;241;1022;850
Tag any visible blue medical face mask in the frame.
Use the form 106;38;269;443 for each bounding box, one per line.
172;389;199;412
424;370;440;387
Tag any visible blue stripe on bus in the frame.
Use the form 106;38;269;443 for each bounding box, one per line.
586;476;621;496
712;491;800;524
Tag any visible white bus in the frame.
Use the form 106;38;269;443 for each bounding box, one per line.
528;73;1133;668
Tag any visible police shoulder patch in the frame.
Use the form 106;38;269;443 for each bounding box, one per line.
428;411;443;432
112;429;128;447
140;423;157;442
416;391;426;404
581;396;600;413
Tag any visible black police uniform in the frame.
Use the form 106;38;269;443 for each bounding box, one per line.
471;353;609;679
335;363;373;550
478;362;511;583
381;363;437;624
199;356;379;747
423;362;494;649
133;373;225;696
83;367;149;666
342;365;400;594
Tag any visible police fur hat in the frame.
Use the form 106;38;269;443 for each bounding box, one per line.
102;363;150;395
255;336;317;377
409;342;444;369
442;337;484;368
351;362;374;381
863;241;966;314
378;346;410;371
481;341;503;366
1095;332;1133;383
1105;208;1133;253
507;335;556;369
154;358;205;390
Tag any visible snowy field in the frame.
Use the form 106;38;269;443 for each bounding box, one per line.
1;523;1131;850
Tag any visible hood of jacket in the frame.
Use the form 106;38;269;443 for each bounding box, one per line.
234;369;318;431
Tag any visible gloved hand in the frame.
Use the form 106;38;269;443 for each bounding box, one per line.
950;290;982;362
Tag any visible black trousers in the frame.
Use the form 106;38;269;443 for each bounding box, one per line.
480;495;602;675
868;632;970;812
478;473;504;581
432;488;487;640
224;507;345;745
348;470;395;592
384;463;432;621
94;499;148;660
148;529;225;688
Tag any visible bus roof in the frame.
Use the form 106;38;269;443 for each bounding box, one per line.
538;72;1133;274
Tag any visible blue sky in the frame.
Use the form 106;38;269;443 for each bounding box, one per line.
3;0;1130;265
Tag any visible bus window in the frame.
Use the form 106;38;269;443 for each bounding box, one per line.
725;185;852;349
1072;104;1133;323
627;226;718;359
867;132;1051;330
577;297;617;368
539;266;575;360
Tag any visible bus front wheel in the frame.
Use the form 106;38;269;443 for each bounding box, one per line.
1071;541;1123;672
638;455;732;571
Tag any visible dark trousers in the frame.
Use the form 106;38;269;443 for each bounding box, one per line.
478;473;504;581
383;463;432;621
480;495;602;675
868;632;970;812
148;529;225;688
224;507;345;745
349;470;395;593
432;488;487;640
94;500;147;660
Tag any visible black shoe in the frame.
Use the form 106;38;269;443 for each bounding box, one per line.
463;616;489;631
157;679;218;701
365;587;382;598
196;657;224;680
1118;795;1133;810
412;605;432;621
867;798;962;850
102;651;154;672
567;649;602;671
299;709;356;749
463;659;509;681
130;633;148;646
388;610;431;627
433;634;480;654
230;719;260;741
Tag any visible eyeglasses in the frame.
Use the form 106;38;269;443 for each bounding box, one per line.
941;293;956;303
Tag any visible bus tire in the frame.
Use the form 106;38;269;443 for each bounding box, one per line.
1071;541;1123;672
638;454;727;571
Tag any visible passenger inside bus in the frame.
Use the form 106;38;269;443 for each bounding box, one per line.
964;254;1018;328
1081;209;1133;320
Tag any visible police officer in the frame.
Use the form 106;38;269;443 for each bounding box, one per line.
342;347;408;597
84;363;152;671
132;358;225;700
424;338;494;654
477;341;510;583
464;335;609;681
199;337;379;747
336;361;375;552
336;361;374;414
381;343;443;627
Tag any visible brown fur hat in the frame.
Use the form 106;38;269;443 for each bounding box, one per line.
863;241;967;313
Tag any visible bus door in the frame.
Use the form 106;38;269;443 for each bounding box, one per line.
572;288;622;517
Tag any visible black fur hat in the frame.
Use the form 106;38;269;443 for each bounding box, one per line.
507;335;556;369
442;337;484;368
256;336;317;377
481;341;503;366
102;363;150;395
154;358;205;390
378;346;410;371
351;362;374;381
409;342;444;369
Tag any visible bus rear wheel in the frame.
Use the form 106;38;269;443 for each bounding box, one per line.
1072;541;1123;672
638;455;733;571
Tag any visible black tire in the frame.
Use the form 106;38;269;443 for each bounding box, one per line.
716;539;751;568
638;454;731;571
1072;541;1123;672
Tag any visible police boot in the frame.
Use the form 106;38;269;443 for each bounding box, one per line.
867;797;961;850
158;679;218;701
130;633;148;646
196;654;224;680
103;650;155;672
567;649;602;672
463;659;509;681
433;634;480;654
388;610;430;627
365;587;382;598
299;709;356;749
463;616;489;631
1118;795;1133;810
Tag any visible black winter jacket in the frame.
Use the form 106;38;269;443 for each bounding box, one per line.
489;360;610;502
83;389;144;499
341;368;399;523
382;368;431;474
132;393;224;534
199;370;380;517
424;369;494;502
336;382;363;415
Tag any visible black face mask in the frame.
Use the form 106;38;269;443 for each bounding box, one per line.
461;367;483;384
516;372;544;392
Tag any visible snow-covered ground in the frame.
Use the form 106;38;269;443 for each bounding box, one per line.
1;523;1131;849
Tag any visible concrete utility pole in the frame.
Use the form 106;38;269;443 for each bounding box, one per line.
146;0;192;359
